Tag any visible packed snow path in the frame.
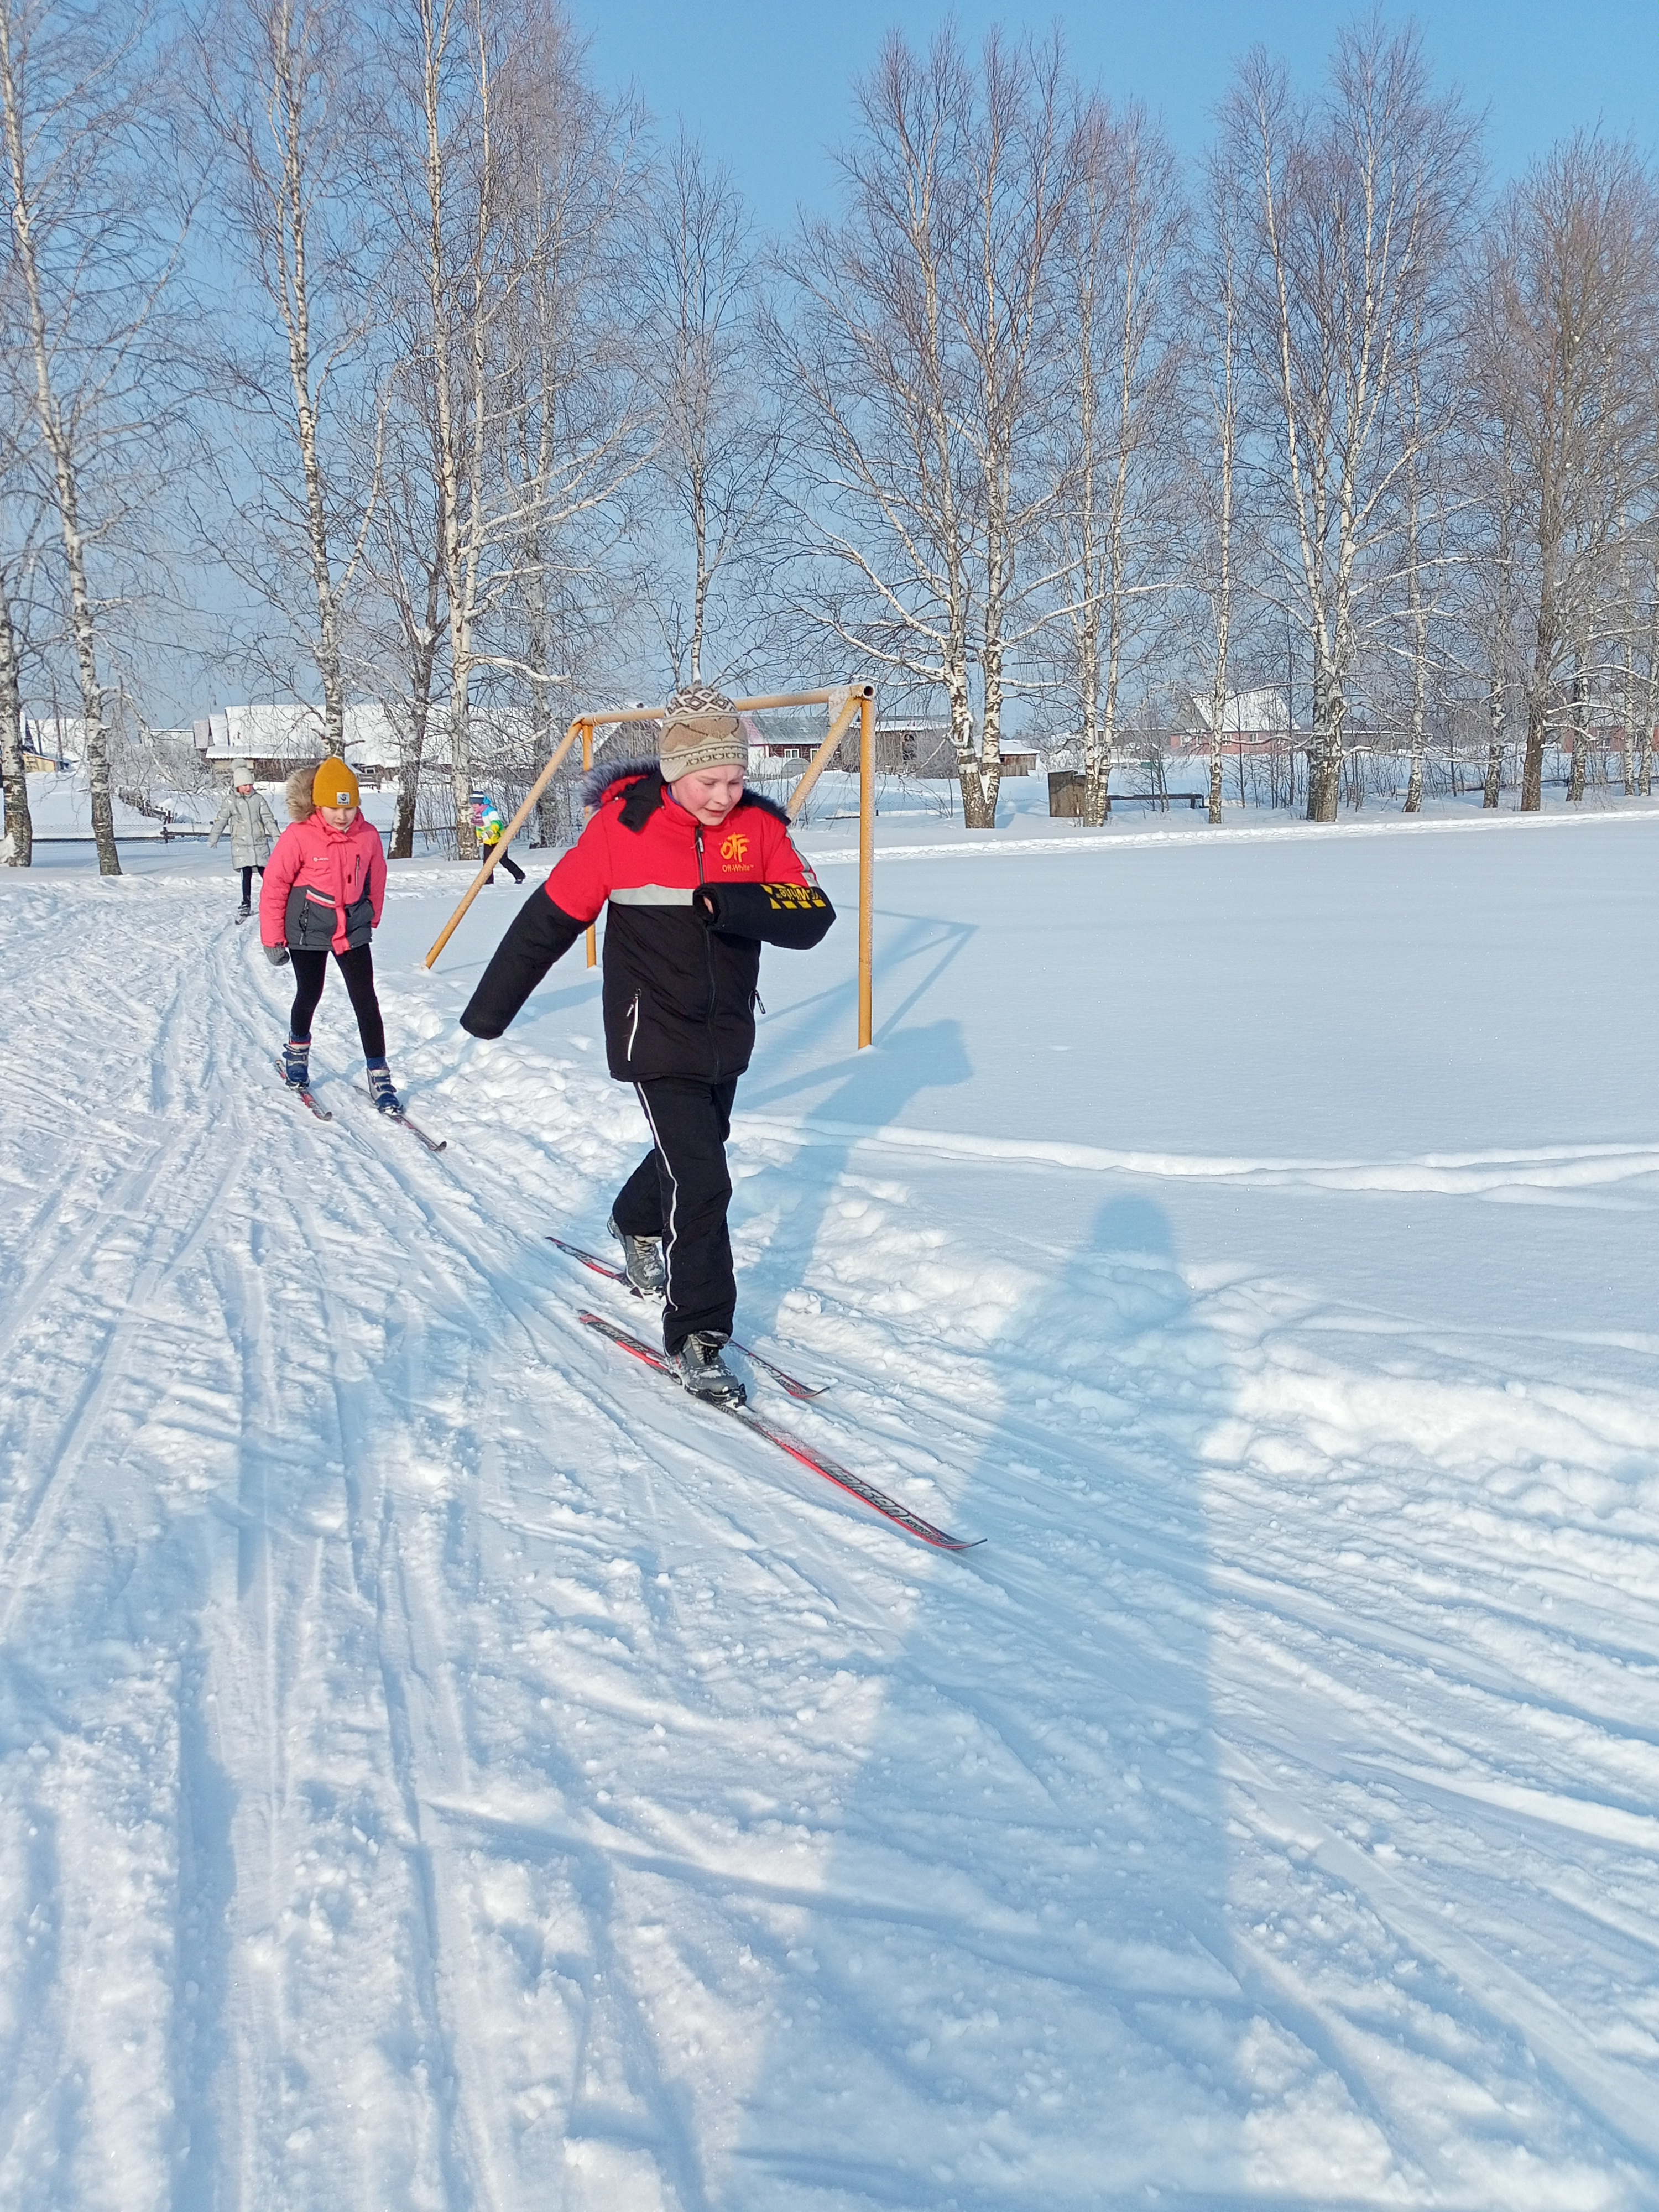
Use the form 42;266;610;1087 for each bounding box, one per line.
2;808;1658;2209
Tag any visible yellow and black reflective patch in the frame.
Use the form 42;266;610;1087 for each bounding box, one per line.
762;883;828;911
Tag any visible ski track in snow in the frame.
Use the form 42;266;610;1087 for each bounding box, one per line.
1;855;1657;2209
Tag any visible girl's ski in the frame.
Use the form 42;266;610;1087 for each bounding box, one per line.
357;1086;448;1154
577;1308;980;1553
548;1236;828;1399
276;1061;332;1120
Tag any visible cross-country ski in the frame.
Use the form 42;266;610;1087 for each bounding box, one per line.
357;1084;448;1152
275;1057;332;1120
547;1235;829;1396
578;1308;977;1550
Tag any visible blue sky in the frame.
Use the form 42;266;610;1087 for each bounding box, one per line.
572;0;1658;226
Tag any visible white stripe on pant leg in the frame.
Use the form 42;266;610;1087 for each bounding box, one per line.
634;1084;680;1317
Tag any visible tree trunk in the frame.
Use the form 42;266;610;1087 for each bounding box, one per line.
960;754;1000;828
1621;635;1637;796
0;580;30;865
0;5;117;874
1208;722;1224;823
1206;575;1229;826
1207;576;1229;825
60;474;117;873
1566;666;1587;802
1306;655;1343;821
1521;693;1547;811
1403;427;1428;815
1483;671;1504;808
947;643;996;828
447;693;474;859
1520;619;1552;811
392;685;430;860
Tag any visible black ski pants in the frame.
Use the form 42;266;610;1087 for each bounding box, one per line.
239;864;264;904
289;943;386;1060
612;1076;739;1355
481;838;524;884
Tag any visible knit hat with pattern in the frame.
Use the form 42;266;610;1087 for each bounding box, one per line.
657;684;746;784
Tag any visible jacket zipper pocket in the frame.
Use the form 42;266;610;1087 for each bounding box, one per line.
625;992;641;1062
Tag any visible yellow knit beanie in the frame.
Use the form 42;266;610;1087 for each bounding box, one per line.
312;757;360;810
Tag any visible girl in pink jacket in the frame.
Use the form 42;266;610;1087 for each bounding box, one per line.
260;757;399;1110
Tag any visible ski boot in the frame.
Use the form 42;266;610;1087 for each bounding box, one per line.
281;1034;311;1089
673;1332;745;1406
236;900;252;921
608;1213;666;1296
366;1057;401;1114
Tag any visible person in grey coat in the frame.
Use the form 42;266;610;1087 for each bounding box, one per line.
209;761;280;918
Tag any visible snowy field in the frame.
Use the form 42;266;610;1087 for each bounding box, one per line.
2;796;1658;2209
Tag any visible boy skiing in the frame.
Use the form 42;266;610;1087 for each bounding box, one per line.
460;685;834;1404
260;757;401;1112
207;760;279;919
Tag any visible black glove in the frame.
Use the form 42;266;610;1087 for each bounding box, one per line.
263;943;290;967
693;880;836;948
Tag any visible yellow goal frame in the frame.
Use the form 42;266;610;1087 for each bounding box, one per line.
424;684;877;1048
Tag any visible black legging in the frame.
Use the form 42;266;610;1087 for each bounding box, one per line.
482;839;524;884
289;944;386;1059
240;864;265;902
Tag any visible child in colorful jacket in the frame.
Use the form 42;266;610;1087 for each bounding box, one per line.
460;685;835;1403
471;791;525;884
260;757;400;1111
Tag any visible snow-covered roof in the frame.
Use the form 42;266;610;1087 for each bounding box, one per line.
1190;687;1290;734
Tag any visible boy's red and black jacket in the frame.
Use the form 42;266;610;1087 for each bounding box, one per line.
460;761;835;1081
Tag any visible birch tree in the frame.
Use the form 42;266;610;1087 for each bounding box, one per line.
0;0;178;875
1187;141;1243;825
491;14;648;763
1226;23;1478;822
637;132;778;688
1047;96;1185;828
359;385;446;857
380;0;642;855
1472;406;1521;807
1396;352;1443;812
1475;134;1659;811
0;347;43;863
195;0;384;752
773;27;1076;828
0;560;29;861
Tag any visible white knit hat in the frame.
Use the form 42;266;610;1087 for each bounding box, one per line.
658;684;747;782
232;759;255;784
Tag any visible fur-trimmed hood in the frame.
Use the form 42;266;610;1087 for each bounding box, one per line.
577;756;789;827
577;754;659;810
285;763;319;823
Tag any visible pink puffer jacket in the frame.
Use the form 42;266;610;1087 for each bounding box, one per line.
260;811;387;956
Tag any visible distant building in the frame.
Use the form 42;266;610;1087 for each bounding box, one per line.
1177;688;1293;753
187;702;551;787
746;715;1035;779
190;703;404;786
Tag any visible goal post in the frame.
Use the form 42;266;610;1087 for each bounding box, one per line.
422;682;877;1050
